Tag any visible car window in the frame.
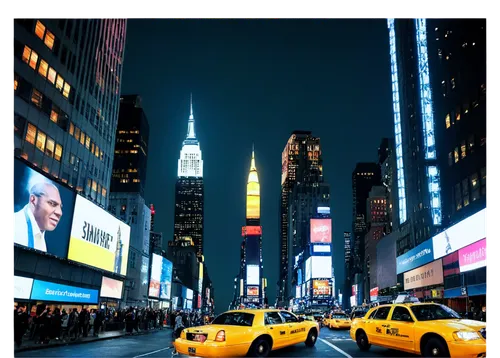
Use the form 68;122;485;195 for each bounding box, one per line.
391;307;413;322
373;307;391;320
212;312;254;326
265;312;283;325
410;304;461;321
368;309;378;319
332;314;348;319
280;311;298;323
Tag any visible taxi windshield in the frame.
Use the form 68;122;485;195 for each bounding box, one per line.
212;312;254;326
410;304;461;321
332;314;348;319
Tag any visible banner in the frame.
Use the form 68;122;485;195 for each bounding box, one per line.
68;196;130;275
404;259;444;290
100;277;123;299
313;280;331;296
396;239;434;274
14;159;76;257
241;226;262;236
247;286;259;296
459;239;486;273
310;218;332;243
31;279;98;304
15;276;34;299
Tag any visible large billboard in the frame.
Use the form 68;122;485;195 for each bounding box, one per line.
100;277;123;299
246;264;260;285
404;259;444;290
312;280;331;296
160;257;173;300
432;209;486;260
459;239;486;273
30;279;98;304
396;239;434;274
15;276;34;299
149;254;162;298
311;255;332;278
310;219;332;243
305;257;312;281
68;196;130;275
14;159;76;257
241;226;262;236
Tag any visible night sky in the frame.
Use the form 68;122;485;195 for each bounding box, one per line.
120;19;393;312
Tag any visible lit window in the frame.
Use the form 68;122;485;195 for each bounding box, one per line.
56;74;64;91
36;130;46;151
454;147;459;163
63;83;71;98
38;59;48;78
29;50;38;70
445;113;451;128
26;123;36;145
45;137;55;157
35;21;46;39
102;187;107;197
44;30;55;50
92;180;97;192
69;122;74;136
461;141;466;159
31;89;43;108
80;131;85;145
14;78;18;91
50;109;58;123
100;150;104;160
471;173;479;189
451;78;456;89
95;145;100;158
22;46;31;63
74;127;80;141
468;135;474;150
48;68;56;84
456;112;461;121
54;144;62;161
85;135;91;149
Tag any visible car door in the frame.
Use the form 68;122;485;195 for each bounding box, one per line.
280;311;306;345
367;306;392;345
264;311;289;349
386;306;415;352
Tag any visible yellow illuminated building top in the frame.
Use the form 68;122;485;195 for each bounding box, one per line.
246;146;260;219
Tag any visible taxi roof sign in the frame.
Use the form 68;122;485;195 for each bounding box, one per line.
394;294;420;304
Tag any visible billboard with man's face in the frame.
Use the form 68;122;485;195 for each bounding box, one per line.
14;159;76;258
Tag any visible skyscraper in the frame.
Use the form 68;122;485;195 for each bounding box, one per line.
173;96;204;256
14;19;127;207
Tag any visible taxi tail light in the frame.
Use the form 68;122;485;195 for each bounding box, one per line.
215;330;226;342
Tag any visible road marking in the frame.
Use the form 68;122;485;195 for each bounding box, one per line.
133;347;172;357
319;338;353;358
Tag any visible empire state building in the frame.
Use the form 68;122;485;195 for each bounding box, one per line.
173;95;204;256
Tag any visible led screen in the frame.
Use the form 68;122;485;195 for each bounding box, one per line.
295;285;301;298
148;254;162;298
313;245;331;253
31;279;98;304
310;218;332;243
242;226;262;236
246;264;260;285
311;256;332;278
404;259;444;290
100;277;123;299
305;257;312;281
247;286;259;296
186;288;193;300
313;280;330;296
15;276;33;299
459;238;486;273
160;257;173;300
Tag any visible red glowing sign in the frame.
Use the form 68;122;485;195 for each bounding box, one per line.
310;219;332;243
242;226;262;237
246;286;259;296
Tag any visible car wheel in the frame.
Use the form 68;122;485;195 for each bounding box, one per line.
356;330;371;351
305;329;317;347
422;337;450;357
248;337;271;357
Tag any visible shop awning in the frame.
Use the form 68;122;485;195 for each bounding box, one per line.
444;287;462;299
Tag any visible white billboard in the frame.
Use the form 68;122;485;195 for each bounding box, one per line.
100;277;123;299
313;245;331;253
305;257;312;281
15;276;33;299
246;264;260;285
311;255;332;279
296;285;301;298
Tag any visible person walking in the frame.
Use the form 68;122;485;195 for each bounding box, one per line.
14;305;29;348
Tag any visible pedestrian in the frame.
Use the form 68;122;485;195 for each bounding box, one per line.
51;308;62;341
14;305;29;348
68;308;79;340
93;310;102;337
60;309;69;341
125;308;135;334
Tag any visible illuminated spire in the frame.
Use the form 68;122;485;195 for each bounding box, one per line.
189;93;194;120
247;145;260;219
187;93;196;139
178;94;203;178
250;143;256;171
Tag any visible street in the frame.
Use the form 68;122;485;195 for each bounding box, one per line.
15;327;418;358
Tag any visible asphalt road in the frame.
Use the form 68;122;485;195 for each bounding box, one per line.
15;327;418;358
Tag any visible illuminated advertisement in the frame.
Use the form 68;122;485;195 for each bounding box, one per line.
100;277;123;299
197;294;201;309
240;279;244;297
313;280;330;296
281;145;288;185
68;196;130;275
246;264;260;285
305;257;312;281
306;280;310;294
459;239;486;273
396;239;434;274
15;276;34;299
247;286;259;296
310;219;332;243
312;245;331;253
241;226;262;236
350;295;356;307
404;259;444;290
160;257;173;300
297;269;302;285
370;287;379;302
198;263;203;296
317;207;330;215
301;283;306;297
14;158;76;257
149;254;162;298
296;285;301;298
311;256;332;278
30;279;98;304
186;288;193;300
433;209;486;260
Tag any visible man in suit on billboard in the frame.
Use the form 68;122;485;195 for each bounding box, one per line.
14;182;63;252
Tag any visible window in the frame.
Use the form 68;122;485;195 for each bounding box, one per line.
74;127;81;141
462;178;469;206
445;113;451;128
85;135;91;149
471;173;479;190
14;77;19;91
48;67;56;84
95;145;100;158
455;183;462;210
44;30;55;50
22;46;31;63
461;141;466;159
279;311;298;323
373;306;391;320
80;131;85;145
50;105;59;123
391;307;413;322
468;135;475;151
56;74;64;91
35;21;45;39
36;130;46;151
454;147;459;163
448;152;453;166
69;122;74;136
102;187;107;197
26;123;36;144
31;89;43;108
63;83;71;98
212;312;254;327
463;102;469;114
265;312;283;325
45;137;55;157
54;144;62;161
456;110;461;121
14;114;26;138
451;78;456;89
22;46;38;70
410;304;460;321
92;180;97;192
38;59;48;78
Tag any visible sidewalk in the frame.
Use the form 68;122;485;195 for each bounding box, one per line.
15;327;172;353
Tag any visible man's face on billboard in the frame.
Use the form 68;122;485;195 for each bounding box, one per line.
30;184;63;232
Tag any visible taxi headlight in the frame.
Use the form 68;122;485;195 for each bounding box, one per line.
453;331;481;341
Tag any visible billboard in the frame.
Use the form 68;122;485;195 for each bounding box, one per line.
246;236;260;265
301;282;306;297
240;279;244;297
305;257;312;281
312;244;331;254
160;257;173;300
376;231;397;289
186;288;193;300
396;239;434;274
100;277;123;299
281;145;288;185
14;158;76;257
459;239;486;273
310;218;332;243
313;280;331;296
149;254;162;298
246;264;260;285
247;286;259;296
404;259;444;290
317;207;330;215
30;279;98;304
370;287;379;302
295;285;301;298
433;209;486;260
297;269;302;285
241;226;262;236
68;196;130;275
311;256;332;278
15;276;34;299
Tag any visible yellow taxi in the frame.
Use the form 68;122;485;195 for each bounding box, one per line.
325;312;352;330
350;301;486;358
174;309;319;357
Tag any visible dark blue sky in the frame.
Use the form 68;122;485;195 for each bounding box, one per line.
121;19;393;312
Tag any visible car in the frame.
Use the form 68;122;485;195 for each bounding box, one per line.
325;312;351;330
350;302;486;358
174;309;320;357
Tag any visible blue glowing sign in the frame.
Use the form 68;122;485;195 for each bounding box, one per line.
396;239;434;274
30;279;99;304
